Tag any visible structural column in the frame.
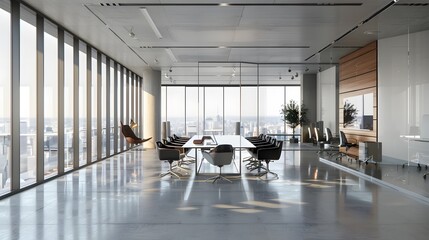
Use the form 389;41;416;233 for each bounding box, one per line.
143;69;161;149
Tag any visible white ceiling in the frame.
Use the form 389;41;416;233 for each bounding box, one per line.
23;0;429;84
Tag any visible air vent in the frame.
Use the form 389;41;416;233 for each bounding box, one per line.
118;3;363;7
395;3;429;6
99;3;118;7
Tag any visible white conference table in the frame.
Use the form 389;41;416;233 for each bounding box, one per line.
183;135;255;175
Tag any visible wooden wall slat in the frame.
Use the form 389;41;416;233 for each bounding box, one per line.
339;71;376;93
339;41;377;64
339;50;377;80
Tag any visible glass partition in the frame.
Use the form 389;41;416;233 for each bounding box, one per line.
0;1;10;194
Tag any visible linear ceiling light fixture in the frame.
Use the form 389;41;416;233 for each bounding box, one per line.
165;48;178;62
140;8;163;39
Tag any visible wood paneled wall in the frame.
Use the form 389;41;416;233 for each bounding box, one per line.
339;41;378;156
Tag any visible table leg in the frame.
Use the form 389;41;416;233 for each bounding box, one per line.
194;148;198;175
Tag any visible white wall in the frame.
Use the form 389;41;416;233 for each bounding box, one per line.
378;29;429;163
317;66;337;135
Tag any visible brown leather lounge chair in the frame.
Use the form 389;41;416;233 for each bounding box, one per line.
120;122;152;146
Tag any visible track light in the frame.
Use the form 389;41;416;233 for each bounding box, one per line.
164;73;169;79
169;67;173;73
288;67;291;73
318;67;322;72
279;75;282;80
154;58;159;64
305;67;309;72
295;72;299;77
129;28;136;39
291;76;295;80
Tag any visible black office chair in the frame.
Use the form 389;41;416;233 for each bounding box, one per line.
314;127;327;154
252;140;283;180
337;131;358;161
201;144;235;183
156;141;185;179
308;127;316;145
324;128;339;157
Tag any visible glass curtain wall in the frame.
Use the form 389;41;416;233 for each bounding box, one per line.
259;87;284;136
0;0;143;197
166;87;185;136
204;87;223;135
20;6;37;187
185;87;199;137
91;48;98;161
43;19;58;177
0;0;10;194
117;65;122;152
162;85;300;138
78;41;87;167
101;55;106;158
64;32;74;171
224;87;240;135
109;60;114;155
241;87;258;137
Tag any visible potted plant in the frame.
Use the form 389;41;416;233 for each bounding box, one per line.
281;100;308;143
343;101;358;128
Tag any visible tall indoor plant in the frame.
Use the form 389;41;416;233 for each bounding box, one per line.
281;100;308;143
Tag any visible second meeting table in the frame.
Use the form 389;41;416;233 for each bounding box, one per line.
182;135;255;175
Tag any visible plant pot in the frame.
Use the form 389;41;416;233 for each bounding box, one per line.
289;138;299;143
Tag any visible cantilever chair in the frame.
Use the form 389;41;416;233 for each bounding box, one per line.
121;121;152;146
156;141;185;179
201;144;234;183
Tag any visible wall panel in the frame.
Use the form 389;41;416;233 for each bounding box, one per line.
339;41;378;148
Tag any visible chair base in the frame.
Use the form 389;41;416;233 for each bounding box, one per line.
160;170;181;179
257;170;279;180
205;174;232;183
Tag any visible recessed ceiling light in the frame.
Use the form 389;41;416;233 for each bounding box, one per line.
364;30;381;35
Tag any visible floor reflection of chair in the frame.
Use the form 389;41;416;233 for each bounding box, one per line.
201;144;234;183
156;141;184;179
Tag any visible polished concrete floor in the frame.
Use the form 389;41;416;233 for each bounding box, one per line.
1;147;429;240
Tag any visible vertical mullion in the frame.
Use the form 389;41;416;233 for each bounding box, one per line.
97;52;102;159
86;45;92;164
57;29;65;174
131;73;134;124
106;58;110;156
126;70;129;125
113;62;118;154
125;69;129;148
119;66;124;150
11;0;21;191
73;36;79;168
36;14;44;181
184;87;187;136
139;77;143;139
